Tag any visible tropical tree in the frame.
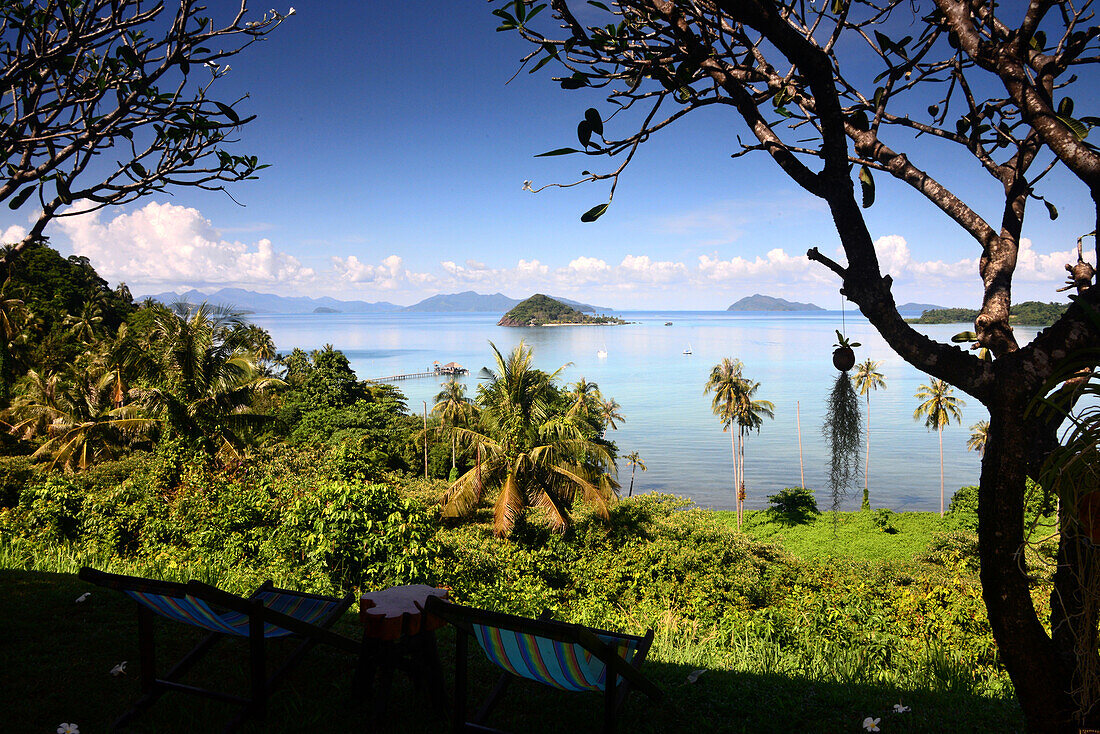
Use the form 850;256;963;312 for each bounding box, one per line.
624;450;646;497
0;2;290;268
967;420;990;457
914;379;966;517
704;358;746;524
705;358;774;528
135;303;282;459
432;377;477;471
565;377;601;419
497;3;1100;725
442;341;617;537
599;397;625;431
852;359;886;510
3;369;151;471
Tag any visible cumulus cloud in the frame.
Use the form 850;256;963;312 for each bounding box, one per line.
56;201;314;288
331;254;436;290
697;249;819;282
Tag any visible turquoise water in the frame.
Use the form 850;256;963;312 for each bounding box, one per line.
250;311;1023;512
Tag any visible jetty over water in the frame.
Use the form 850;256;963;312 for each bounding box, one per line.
368;361;469;383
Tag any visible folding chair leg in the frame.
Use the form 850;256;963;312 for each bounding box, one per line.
603;667;618;734
473;673;513;726
249;607;267;721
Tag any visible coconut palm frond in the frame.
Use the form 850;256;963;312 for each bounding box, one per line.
493;466;525;537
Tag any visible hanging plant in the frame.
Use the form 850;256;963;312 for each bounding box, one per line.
832;330;861;371
823;334;863;516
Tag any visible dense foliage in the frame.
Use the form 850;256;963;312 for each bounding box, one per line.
498;293;625;326
908;301;1069;326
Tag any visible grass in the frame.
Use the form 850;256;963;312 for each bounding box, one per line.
4;566;1023;733
714;509;960;563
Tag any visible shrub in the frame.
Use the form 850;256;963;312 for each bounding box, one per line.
872;508;898;533
767;487;820;525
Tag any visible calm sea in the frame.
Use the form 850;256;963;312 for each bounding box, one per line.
249;311;1027;513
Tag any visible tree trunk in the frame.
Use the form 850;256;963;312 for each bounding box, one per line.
628;465;636;497
863;395;870;510
938;426;944;517
730;428;740;529
980;398;1075;732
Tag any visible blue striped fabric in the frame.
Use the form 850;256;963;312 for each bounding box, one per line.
471;624;639;692
124;589;337;638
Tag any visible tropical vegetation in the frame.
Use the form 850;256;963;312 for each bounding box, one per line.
852;360;886;510
907;301;1069;326
914;380;966;517
497;294;626;326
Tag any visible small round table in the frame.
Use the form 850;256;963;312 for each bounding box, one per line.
353;584;449;723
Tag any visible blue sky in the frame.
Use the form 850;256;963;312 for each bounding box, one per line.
2;1;1094;310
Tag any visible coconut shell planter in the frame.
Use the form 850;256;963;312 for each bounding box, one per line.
832;330;860;372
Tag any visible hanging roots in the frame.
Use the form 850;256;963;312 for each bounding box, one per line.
823;371;863;514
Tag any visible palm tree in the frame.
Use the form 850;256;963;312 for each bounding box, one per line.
852;359;886;510
968;420;989;456
136;303;283;459
705;358;747;525
432;377;476;471
624;450;646;497
914;378;966;516
599;397;625;431
3;369;152;471
442;341;616;537
565;377;601;420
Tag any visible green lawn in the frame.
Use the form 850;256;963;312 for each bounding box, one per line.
714;509;959;563
4;567;1022;733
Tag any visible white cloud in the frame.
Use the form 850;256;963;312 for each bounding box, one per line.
697;249;819;282
56;201;314;288
331;254;436;290
0;225;26;245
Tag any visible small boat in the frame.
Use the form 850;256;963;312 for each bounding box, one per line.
664;321;673;326
683;343;693;355
597;348;608;359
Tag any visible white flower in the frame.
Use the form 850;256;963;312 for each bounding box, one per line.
288;7;296;15
74;592;90;603
893;703;910;713
110;661;127;676
521;180;533;192
57;724;80;734
862;717;881;732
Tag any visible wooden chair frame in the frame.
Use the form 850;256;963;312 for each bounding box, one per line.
79;567;360;733
425;596;661;734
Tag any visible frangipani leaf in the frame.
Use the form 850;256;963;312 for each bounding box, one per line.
581;202;608;222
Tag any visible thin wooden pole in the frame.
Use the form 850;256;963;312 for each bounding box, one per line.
797;401;805;489
423;401;428;480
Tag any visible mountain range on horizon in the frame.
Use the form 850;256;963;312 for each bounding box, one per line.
136;288;609;314
727;293;950;313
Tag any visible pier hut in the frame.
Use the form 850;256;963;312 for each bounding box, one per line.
435;362;468;376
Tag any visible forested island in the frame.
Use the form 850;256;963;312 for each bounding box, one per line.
497;294;627;326
908;301;1068;326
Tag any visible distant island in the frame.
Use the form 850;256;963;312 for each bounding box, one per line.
908;301;1068;326
313;306;340;314
401;291;609;313
897;301;948;313
727;294;824;311
498;294;627;327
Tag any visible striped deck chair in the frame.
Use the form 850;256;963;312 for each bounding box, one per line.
424;596;661;734
78;567;360;733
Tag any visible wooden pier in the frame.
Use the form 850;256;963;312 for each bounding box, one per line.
368;361;469;383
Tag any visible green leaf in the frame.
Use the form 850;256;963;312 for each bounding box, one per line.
577;119;593;148
849;110;869;132
588;0;610;10
873;87;886;108
1029;31;1047;50
515;0;526;23
117;45;140;68
1058;97;1075;118
560;74;587;90
131;161;147;177
1045;199;1059;221
8;185;33;210
535;147;580;157
858;165;875;208
1059;115;1089;140
529;53;554;74
951;331;977;342
55;174;71;205
214;101;240;125
874;31;893;54
831;0;844;12
927;104;939;117
580;203;608;222
584;108;603;137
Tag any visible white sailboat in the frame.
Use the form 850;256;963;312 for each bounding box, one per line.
682;343;693;355
597;347;608;359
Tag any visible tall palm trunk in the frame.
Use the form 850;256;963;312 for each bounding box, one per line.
863;393;871;510
739;425;746;527
629;464;636;497
730;427;741;529
452;431;456;471
938;426;944;517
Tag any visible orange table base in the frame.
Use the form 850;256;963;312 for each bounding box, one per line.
353;584;449;724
